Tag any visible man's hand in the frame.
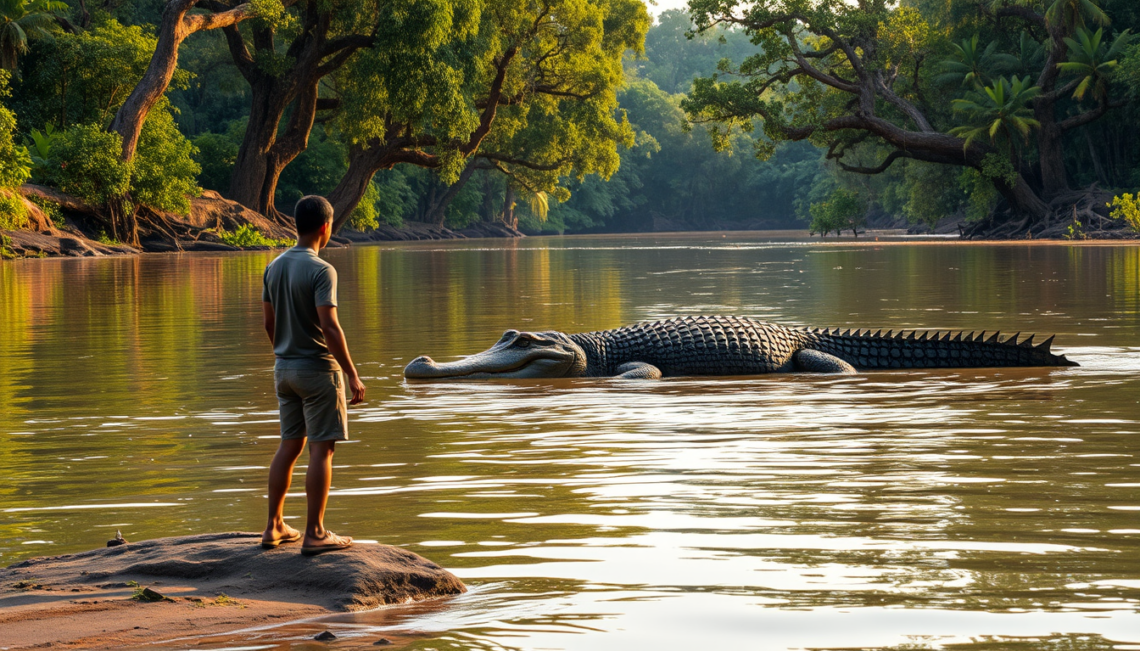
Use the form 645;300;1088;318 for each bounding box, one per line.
347;372;366;405
318;305;366;405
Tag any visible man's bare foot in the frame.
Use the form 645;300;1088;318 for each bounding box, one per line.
300;531;353;556
261;524;302;547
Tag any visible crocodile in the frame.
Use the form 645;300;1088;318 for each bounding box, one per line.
403;315;1078;380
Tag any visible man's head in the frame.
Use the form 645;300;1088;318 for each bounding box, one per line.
294;195;334;248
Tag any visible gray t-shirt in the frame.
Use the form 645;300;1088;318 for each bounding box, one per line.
262;247;340;370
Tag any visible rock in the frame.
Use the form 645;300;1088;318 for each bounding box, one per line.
1;532;465;611
314;631;337;641
106;530;127;547
374;638;393;645
133;587;169;602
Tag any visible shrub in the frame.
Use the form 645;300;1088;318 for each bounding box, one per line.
50;124;132;206
132;100;201;215
0;191;29;230
1108;193;1140;232
809;189;866;237
218;224;293;248
348;181;380;231
0;71;32;191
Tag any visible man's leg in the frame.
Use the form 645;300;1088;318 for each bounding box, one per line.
302;440;351;547
263;437;306;543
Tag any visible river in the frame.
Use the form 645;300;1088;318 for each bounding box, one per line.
1;233;1139;650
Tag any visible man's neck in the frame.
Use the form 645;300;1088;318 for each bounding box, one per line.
296;236;322;253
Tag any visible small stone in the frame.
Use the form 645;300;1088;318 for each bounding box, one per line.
374;639;392;646
314;631;337;641
134;587;169;602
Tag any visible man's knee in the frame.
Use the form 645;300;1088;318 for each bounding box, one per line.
309;440;336;457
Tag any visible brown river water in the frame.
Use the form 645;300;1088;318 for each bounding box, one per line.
1;233;1139;650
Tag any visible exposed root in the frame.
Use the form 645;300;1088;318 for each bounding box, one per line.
962;187;1137;240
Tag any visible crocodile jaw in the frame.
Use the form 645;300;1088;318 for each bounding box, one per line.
404;331;585;380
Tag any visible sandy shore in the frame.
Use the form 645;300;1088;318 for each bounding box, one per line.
0;532;465;650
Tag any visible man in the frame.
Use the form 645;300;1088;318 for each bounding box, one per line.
260;195;366;556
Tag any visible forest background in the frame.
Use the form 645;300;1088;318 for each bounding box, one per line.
2;0;1140;245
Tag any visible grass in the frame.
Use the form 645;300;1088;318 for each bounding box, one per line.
217;224;293;248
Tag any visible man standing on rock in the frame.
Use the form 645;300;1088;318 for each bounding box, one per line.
260;195;366;556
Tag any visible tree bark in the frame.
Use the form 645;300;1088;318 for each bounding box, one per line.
223;10;368;216
109;0;255;162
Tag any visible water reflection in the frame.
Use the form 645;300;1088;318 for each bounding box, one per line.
1;235;1139;650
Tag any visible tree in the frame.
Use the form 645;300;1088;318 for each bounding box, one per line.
107;0;279;166
987;0;1130;196
682;0;1133;226
0;0;64;71
325;0;649;231
220;0;376;218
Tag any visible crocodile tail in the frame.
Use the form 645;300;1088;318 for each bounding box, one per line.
802;328;1079;370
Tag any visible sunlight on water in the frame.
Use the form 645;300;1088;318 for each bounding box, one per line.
1;234;1139;649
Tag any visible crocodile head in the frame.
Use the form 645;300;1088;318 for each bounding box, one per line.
404;330;588;380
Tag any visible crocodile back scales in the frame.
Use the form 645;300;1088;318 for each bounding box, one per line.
567;316;1074;377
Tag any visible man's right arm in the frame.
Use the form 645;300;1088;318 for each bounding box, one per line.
317;306;366;404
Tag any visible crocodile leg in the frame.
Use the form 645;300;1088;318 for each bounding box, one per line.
615;362;663;379
793;349;857;374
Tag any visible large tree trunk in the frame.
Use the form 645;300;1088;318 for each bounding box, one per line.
329;145;394;232
996;174;1051;221
1035;102;1069;197
110;0;254;162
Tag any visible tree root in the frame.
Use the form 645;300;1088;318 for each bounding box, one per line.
961;186;1135;240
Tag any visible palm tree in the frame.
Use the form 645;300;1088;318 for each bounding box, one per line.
950;76;1042;156
1058;27;1134;101
0;0;66;71
1044;0;1109;29
936;35;1019;90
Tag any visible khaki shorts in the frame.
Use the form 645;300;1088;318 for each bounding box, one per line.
275;368;348;442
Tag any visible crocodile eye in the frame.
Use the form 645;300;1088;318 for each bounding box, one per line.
516;339;531;348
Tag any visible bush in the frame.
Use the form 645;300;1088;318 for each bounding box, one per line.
1108;193;1140;232
0;191;29;230
191;132;238;193
218;224;293;248
50;124;132;205
348;181;380;231
0;71;32;191
809;189;866;237
133;100;201;214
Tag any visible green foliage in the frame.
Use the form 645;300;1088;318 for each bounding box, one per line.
95;229;119;245
1108;193;1140;231
950;76;1042;150
0;69;31;190
0;190;28;229
12;18;185;130
191;131;238;193
25;122;58;182
1058;27;1134;101
131;100;200;214
0;0;65;70
348;181;380;232
217;224;292;248
809;189;866;237
936;36;1019;90
50;123;131;205
26;193;61;226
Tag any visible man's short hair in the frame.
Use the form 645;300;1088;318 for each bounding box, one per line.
294;196;334;235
